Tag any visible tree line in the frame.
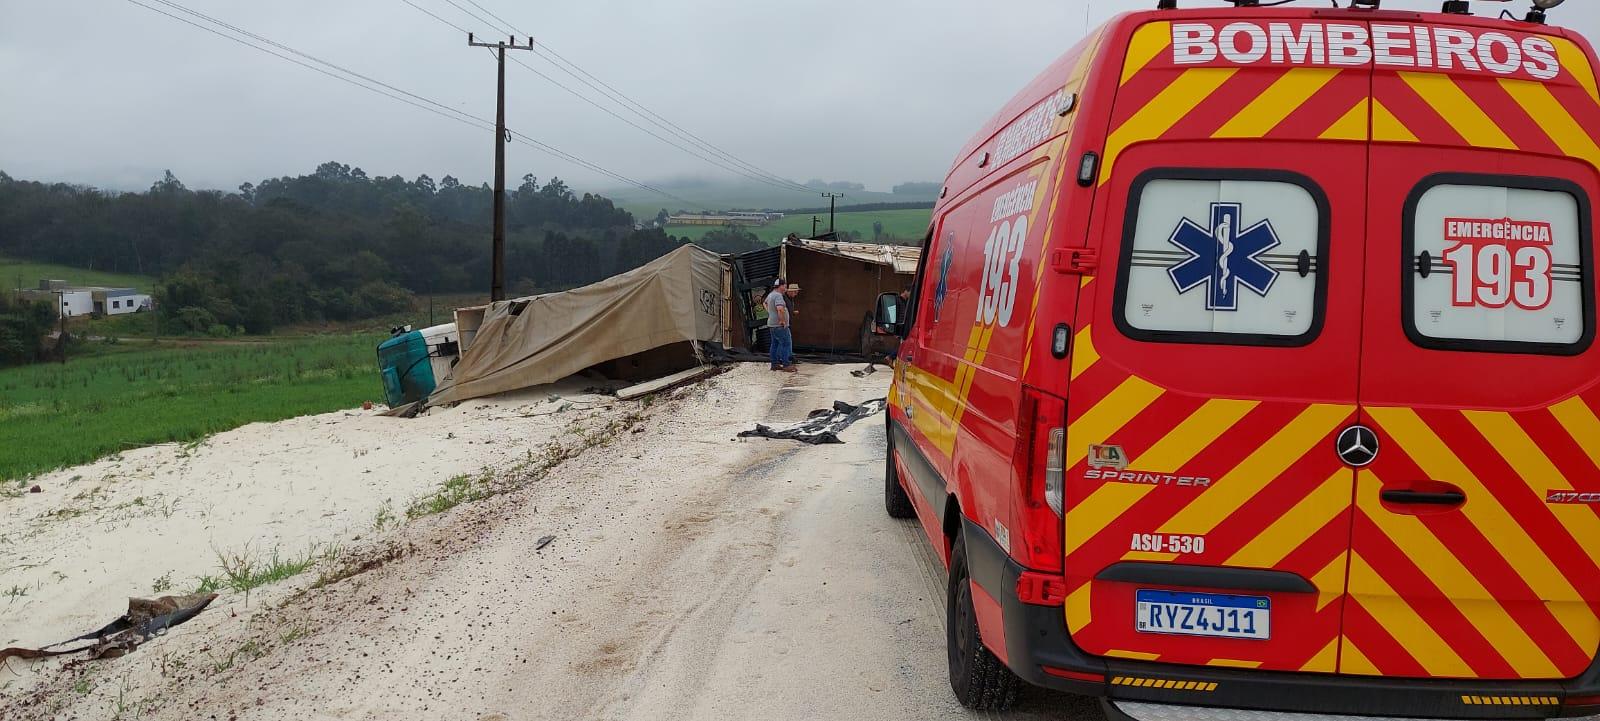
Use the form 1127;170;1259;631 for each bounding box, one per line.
0;162;770;364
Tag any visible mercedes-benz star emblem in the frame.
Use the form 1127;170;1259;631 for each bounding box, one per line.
1336;425;1379;467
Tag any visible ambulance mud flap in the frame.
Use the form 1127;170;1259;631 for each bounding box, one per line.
958;516;1108;695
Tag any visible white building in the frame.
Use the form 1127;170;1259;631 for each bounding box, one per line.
95;289;151;316
59;290;93;316
20;281;94;317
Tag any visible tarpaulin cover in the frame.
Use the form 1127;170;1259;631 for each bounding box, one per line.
738;398;886;444
430;244;723;405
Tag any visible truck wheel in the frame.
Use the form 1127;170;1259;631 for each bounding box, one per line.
885;430;915;519
947;528;1022;711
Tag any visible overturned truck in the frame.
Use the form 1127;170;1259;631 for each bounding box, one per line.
376;239;922;408
431;244;724;405
725;238;919;357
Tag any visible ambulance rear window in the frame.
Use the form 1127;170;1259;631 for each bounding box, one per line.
1405;175;1594;355
1115;170;1328;346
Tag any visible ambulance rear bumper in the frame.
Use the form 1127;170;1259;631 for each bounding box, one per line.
961;517;1600;720
1100;699;1580;721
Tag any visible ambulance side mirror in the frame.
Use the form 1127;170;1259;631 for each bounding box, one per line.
875;292;906;336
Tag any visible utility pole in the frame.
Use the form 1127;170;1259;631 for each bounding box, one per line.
467;33;535;302
811;215;820;238
821;192;844;234
56;290;66;364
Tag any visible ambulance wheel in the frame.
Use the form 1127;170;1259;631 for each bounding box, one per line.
885;432;915;519
948;529;1022;711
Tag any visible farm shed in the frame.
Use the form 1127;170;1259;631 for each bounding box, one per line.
726;239;919;356
430;244;724;405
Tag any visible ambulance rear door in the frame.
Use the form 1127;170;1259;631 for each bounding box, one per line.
1345;21;1600;681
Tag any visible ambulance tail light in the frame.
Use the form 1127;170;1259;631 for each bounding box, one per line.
1014;388;1067;573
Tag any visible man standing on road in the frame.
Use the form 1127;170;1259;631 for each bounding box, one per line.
766;279;796;373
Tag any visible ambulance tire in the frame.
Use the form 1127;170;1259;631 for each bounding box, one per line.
884;432;916;519
947;529;1023;711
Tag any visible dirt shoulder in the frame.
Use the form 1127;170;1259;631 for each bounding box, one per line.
5;363;1098;720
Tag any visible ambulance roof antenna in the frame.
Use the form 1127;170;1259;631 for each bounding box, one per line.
1156;0;1176;9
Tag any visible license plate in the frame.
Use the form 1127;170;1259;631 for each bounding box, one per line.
1135;590;1270;641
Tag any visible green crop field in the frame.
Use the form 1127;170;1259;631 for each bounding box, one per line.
0;335;385;484
2;257;154;291
668;208;931;244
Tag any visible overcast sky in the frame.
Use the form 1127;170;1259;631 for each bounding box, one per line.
2;0;1597;200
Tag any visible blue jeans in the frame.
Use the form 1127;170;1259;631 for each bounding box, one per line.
769;326;793;368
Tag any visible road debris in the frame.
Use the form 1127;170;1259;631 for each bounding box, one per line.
738;398;887;445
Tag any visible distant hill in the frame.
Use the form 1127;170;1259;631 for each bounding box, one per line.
602;177;939;219
666;208;931;245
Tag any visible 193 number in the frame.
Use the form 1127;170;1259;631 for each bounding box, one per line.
1442;242;1553;310
977;216;1026;327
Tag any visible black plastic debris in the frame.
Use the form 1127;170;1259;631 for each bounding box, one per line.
738;399;886;445
0;593;218;667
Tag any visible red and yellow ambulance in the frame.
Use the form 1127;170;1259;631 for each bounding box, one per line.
878;2;1600;718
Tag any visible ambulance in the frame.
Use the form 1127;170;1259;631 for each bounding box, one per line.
875;1;1600;718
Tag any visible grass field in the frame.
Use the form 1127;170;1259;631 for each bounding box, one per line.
667;208;931;244
0;335;385;484
1;256;154;291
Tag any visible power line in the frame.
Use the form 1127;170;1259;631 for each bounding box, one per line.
121;0;704;208
432;0;815;194
402;1;812;195
507;56;815;193
530;43;816;193
399;0;472;35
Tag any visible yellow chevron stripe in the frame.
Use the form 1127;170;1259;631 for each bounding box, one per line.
1100;68;1238;185
1225;467;1351;569
1158;404;1352;535
1368;408;1588;612
1357;470;1562;679
1134;398;1258;472
1066;582;1092;633
1020;150;1070;378
1107;649;1162;661
1340;636;1381;675
1466;409;1600;569
1550;396;1600;475
1399;72;1516;149
1371;98;1418;143
1122;21;1172;85
1065;376;1164;468
1347;553;1474;677
1554;38;1600;106
1320;98;1369;141
1208;658;1262;669
1214;68;1341;138
1302;638;1339;673
1067;397;1252;556
1310;552;1348;614
1499;79;1600;168
1067;482;1156;555
1460;410;1600;659
1071;326;1099;380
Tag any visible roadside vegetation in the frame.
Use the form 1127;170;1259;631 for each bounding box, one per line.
0;334;383;484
